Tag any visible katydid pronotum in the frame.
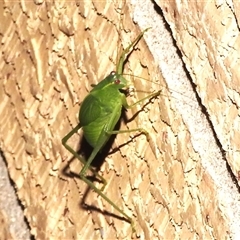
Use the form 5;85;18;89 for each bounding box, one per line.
62;28;161;231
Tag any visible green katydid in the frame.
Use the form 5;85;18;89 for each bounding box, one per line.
62;28;161;230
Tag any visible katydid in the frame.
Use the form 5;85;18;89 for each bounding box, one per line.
62;28;160;230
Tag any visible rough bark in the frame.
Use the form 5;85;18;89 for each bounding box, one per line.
0;0;238;239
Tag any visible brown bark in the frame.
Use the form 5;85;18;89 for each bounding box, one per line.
157;0;240;180
0;0;236;239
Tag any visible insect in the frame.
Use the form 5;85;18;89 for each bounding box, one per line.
62;28;161;231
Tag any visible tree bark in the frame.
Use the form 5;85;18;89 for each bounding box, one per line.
0;0;238;239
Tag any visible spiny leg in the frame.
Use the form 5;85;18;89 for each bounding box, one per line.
62;124;107;187
113;90;161;145
117;28;151;74
62;125;136;231
79;149;135;231
125;90;161;109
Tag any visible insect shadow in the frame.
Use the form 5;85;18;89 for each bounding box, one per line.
61;90;158;221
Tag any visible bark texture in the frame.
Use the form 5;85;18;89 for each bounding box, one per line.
157;0;240;182
0;0;238;239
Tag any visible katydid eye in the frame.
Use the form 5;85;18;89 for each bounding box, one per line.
114;79;121;84
110;71;116;75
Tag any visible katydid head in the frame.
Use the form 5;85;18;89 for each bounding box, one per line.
109;71;128;89
91;71;128;93
91;71;128;92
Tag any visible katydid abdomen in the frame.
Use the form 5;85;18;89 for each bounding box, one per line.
80;73;125;148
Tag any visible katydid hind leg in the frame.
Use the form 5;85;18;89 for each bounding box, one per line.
62;124;107;185
63;125;135;228
79;163;135;230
